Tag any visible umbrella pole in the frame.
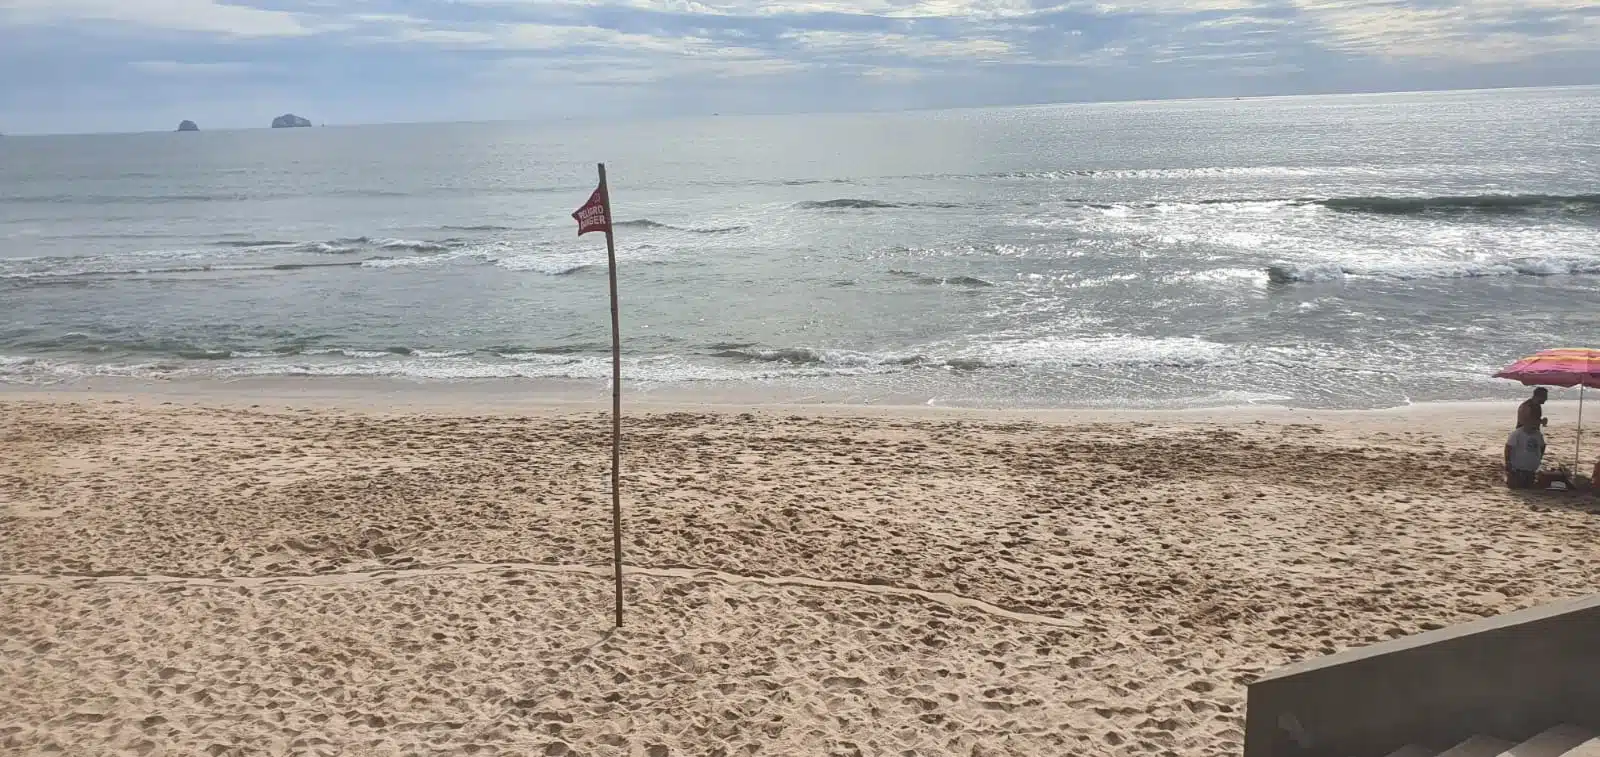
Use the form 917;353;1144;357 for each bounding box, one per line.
1576;385;1585;474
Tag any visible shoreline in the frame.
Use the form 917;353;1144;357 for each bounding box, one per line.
0;374;1568;425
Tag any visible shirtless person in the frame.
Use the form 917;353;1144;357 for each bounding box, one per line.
1517;387;1548;430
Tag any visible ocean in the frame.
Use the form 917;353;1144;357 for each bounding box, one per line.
2;86;1597;409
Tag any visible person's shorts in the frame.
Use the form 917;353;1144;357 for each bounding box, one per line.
1507;469;1537;489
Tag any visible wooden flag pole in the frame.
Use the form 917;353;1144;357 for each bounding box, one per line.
599;163;624;628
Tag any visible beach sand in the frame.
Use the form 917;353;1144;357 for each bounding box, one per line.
3;389;1597;756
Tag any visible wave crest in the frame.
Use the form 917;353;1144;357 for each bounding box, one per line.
710;346;987;371
1055;193;1600;217
797;199;963;210
2;260;367;281
888;270;995;288
613;219;748;234
212;240;296;248
797;199;902;209
1267;254;1600;283
1319;193;1600;215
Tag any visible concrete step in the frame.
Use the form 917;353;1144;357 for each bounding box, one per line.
1439;736;1517;757
1384;745;1438;757
1561;739;1600;757
1499;725;1597;757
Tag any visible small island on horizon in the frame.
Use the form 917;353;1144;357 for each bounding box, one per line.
271;114;313;129
177;120;199;132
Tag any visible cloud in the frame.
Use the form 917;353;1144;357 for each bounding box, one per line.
361;18;794;75
1292;0;1600;62
128;60;261;75
860;65;926;80
1;0;309;36
782;30;1015;61
1095;0;1268;11
0;0;1595;132
486;52;806;86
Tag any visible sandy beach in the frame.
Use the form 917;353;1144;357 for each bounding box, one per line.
3;387;1597;757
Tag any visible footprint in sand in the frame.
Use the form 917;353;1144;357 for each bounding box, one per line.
821;676;868;691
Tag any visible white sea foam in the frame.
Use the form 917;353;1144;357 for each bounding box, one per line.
303;349;393;359
0;351;914;385
968;335;1241;369
1268;254;1600;283
209;353;914;383
1;337;1243;386
359;253;468;269
1181;268;1265;286
374;238;452;252
1297;298;1340;312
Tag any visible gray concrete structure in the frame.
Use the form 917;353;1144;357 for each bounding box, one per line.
1245;593;1600;757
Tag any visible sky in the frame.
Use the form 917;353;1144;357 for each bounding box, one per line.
0;0;1597;133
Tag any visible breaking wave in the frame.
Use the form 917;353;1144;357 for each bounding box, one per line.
1;187;576;205
796;199;902;209
0;351;926;385
214;236;462;255
267;262;366;272
1319;193;1600;216
0;335;598;362
211;240;297;248
613;219;748;234
709;347;981;371
492;257;593;276
2;265;212;281
325;237;455;253
887;270;996;288
1055;193;1600;217
0;235;490;283
1;261;366;281
0;334;1294;387
796;198;964;210
987;166;1331;180
704;337;1245;371
489;344;609;356
1267;254;1600;283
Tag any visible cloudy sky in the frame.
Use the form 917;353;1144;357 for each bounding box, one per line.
0;0;1596;133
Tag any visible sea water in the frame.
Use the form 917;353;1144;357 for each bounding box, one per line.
2;86;1597;408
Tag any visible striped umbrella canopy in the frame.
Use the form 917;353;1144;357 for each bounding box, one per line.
1494;348;1600;389
1495;347;1598;474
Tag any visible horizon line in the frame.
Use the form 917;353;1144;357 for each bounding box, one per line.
3;82;1596;138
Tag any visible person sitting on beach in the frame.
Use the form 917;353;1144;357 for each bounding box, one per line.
1504;420;1546;490
1517;387;1548;429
